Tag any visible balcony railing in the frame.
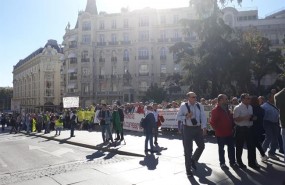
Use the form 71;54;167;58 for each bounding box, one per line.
158;38;168;43
97;42;106;46
171;38;183;42
121;41;131;45
99;58;105;62
81;58;90;62
109;41;118;45
138;56;149;60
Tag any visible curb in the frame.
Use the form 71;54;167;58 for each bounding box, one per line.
20;131;145;158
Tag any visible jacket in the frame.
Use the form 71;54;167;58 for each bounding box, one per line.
210;105;234;137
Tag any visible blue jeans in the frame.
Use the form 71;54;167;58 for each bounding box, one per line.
217;136;236;165
145;131;154;151
55;127;62;135
101;124;113;142
262;120;279;155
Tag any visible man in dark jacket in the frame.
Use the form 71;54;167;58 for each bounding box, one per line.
144;105;157;154
115;101;125;141
210;94;238;169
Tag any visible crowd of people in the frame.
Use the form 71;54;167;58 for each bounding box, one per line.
1;88;284;178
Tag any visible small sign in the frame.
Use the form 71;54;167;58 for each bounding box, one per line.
63;97;79;108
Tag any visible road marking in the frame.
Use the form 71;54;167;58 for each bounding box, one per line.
0;157;8;167
29;145;74;157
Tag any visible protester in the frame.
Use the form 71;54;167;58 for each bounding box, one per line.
112;104;123;141
9;115;18;134
70;110;77;137
210;94;238;169
177;91;207;177
275;87;285;162
233;93;259;169
97;104;113;144
1;113;6;132
55;115;64;136
250;96;268;162
143;105;157;154
152;103;164;145
262;93;280;160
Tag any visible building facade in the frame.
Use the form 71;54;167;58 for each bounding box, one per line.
62;0;197;106
12;40;63;113
222;7;285;88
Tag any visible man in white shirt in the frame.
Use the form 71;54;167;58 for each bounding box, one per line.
233;93;258;169
176;91;207;177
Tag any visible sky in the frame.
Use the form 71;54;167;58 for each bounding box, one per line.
0;0;284;87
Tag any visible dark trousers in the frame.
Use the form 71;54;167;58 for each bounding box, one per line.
145;130;154;151
1;123;5;131
153;124;158;143
235;126;256;165
183;125;205;172
262;121;279;155
70;123;75;137
217;136;236;165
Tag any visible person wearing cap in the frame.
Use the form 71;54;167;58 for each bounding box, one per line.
176;91;207;177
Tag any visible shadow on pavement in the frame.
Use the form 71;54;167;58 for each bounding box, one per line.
187;163;215;185
86;150;105;161
139;154;159;170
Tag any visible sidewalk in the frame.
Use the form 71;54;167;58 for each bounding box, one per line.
20;128;184;158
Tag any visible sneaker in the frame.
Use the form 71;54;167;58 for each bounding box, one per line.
261;155;269;162
268;154;279;160
220;164;229;170
191;159;197;170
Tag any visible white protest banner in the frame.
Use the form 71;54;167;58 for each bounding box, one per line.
63;97;79;108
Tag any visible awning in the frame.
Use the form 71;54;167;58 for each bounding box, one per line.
68;35;77;42
68;53;77;58
67;68;77;73
67;83;76;89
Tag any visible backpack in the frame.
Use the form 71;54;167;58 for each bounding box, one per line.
140;117;146;129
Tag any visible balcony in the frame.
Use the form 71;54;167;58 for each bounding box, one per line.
109;41;118;46
138;56;149;60
99;58;105;62
171;38;183;42
139;72;149;76
69;44;77;48
69;76;77;80
81;58;90;63
123;57;129;62
121;41;131;45
97;42;106;46
158;38;168;43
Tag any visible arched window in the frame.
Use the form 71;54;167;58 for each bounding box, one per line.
138;47;149;60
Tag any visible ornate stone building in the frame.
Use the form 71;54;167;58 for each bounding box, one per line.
12;40;63;113
61;0;197;106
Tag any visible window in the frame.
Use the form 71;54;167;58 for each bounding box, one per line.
139;31;149;41
112;83;117;91
111;34;117;45
82;21;91;31
99;51;105;62
173;15;179;24
82;68;89;76
69;73;77;80
139;81;148;91
69;41;77;48
98;34;105;46
100;82;107;91
82;50;88;59
83;84;89;93
174;30;179;38
112;65;117;75
160;47;167;60
100;66;105;75
139;64;149;74
70;58;77;64
82;35;91;44
123;19;128;28
111;50;117;62
161;64;166;73
160;15;166;24
160;30;166;39
123;33;129;42
112;20;116;29
138;48;149;60
123;49;129;61
99;21;104;29
139;16;149;27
